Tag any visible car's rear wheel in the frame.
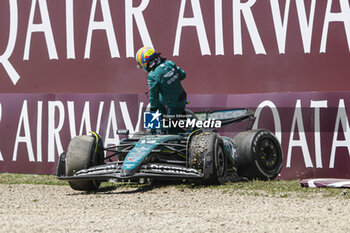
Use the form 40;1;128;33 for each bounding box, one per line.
215;143;227;184
233;129;283;180
65;135;104;191
188;132;227;184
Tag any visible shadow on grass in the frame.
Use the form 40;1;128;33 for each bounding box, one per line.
66;180;206;196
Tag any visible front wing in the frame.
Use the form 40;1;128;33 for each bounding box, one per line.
57;162;204;181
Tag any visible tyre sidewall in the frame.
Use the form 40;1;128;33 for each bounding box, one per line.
189;132;227;184
251;130;283;179
65;135;101;191
66;135;95;176
234;129;283;180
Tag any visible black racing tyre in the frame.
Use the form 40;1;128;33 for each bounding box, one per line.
233;129;283;180
65;135;103;191
188;132;227;184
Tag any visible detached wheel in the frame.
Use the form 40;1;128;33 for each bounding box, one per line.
66;135;103;191
233;129;283;180
188;132;227;184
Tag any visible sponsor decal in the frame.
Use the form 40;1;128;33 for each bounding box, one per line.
76;164;118;175
195;109;247;121
167;74;179;85
150;164;200;175
140;140;157;144
123;164;135;169
126;147;150;162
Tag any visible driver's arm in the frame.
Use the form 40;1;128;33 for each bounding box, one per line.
173;62;186;81
177;66;186;81
147;73;160;111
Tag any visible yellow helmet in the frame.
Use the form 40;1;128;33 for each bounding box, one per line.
135;47;156;72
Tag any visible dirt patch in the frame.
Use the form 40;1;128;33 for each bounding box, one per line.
0;184;349;232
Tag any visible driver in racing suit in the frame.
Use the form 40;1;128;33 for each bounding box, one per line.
136;47;187;133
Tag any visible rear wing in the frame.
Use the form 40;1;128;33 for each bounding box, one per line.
194;108;255;128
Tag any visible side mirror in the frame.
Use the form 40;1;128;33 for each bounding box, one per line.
116;129;130;139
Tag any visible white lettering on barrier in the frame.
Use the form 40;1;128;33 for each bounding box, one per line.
96;101;105;134
48;101;65;162
1;1;350;85
0;103;3;161
270;0;291;54
11;100;145;163
80;102;93;135
85;0;119;59
68;101;92;138
66;0;75;59
125;0;153;57
24;0;58;60
253;100;282;143
310;100;328;168
214;0;224;55
13;100;35;162
105;101;120;146
67;101;76;137
330;99;350;168
36;101;43;162
0;0;19;85
173;0;211;56
3;98;350;169
120;101;144;133
286;100;313;168
321;0;350;53
233;0;266;55
295;0;316;53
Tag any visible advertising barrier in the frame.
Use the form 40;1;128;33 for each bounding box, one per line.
1;0;350;94
1;92;350;179
1;1;350;179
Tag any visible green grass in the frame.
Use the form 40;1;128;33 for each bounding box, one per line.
0;173;67;186
0;173;348;198
210;180;350;198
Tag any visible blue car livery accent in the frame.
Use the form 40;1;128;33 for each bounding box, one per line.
121;134;181;176
221;136;238;164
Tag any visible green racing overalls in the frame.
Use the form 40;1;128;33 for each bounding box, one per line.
147;60;187;115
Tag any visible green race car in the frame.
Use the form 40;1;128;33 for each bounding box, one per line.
57;109;283;191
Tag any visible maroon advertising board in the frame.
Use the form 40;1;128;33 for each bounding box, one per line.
1;92;350;179
1;0;350;179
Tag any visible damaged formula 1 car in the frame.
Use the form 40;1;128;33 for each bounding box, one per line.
57;109;283;191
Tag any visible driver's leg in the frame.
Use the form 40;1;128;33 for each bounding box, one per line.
166;103;186;134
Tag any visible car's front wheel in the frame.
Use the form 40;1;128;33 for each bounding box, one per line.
188;132;227;184
65;135;104;191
